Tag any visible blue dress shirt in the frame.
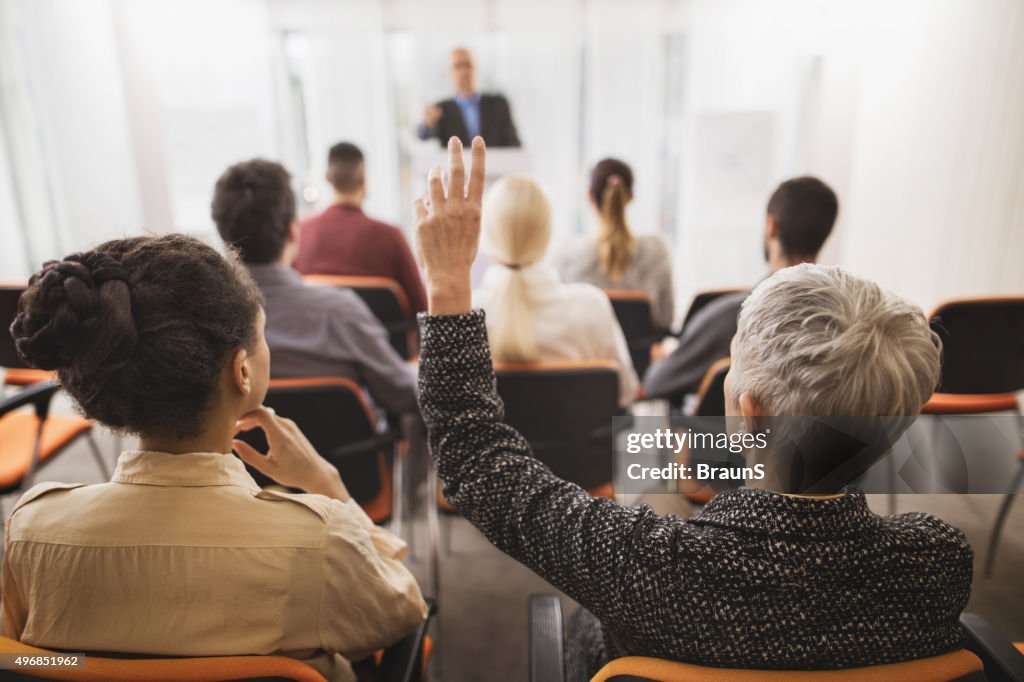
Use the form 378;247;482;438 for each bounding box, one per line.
453;93;482;139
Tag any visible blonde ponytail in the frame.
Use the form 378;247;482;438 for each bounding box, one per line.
596;180;635;282
481;175;553;363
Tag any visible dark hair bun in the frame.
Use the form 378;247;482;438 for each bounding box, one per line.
12;250;137;374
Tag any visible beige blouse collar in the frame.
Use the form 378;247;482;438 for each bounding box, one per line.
111;450;260;491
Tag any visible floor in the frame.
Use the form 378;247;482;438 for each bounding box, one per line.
3;416;1022;682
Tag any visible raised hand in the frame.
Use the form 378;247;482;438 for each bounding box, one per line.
233;406;349;501
423;105;442;129
414;135;486;315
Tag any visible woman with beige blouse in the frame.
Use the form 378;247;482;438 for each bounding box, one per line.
2;235;426;682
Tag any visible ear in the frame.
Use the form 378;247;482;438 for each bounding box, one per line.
288;219;300;244
765;213;778;240
230;348;252;398
739;391;765;433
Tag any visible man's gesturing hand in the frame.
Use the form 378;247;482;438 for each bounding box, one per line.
414;135;486;315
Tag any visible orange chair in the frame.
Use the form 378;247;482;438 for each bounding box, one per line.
235;377;401;527
0;598;436;682
675;357;731;505
0;284;52;389
678;288;748;336
0;381;108;501
438;361;623;553
493;360;623;497
605;289;664;378
587;652;985;681
0;636;326;681
529;594;1003;681
304;275;418;359
920;297;1024;576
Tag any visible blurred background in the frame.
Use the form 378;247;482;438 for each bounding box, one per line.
1;0;1022;317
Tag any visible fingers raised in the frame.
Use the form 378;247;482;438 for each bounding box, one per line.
414;197;428;222
428;165;445;208
468;136;487;204
447;137;465;198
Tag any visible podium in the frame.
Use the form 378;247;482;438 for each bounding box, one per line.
410;146;531;189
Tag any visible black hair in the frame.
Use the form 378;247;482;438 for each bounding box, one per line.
211;159;296;263
326;142;365;194
766;176;839;260
11;235;263;438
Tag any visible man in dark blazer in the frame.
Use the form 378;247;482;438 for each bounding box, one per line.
417;48;521;148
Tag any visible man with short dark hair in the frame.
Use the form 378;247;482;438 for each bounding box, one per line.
212;158;417;416
643;176;839;405
294;143;428;314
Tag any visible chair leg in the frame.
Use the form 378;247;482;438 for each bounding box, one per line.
985;460;1024;578
86;432;111;481
425;454;443;680
445;512;454;554
392;443;405;549
21;417;47;491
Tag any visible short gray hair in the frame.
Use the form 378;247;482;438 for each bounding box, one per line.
732;264;940;418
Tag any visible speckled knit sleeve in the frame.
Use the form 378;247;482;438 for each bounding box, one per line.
416;310;973;671
416;310;678;628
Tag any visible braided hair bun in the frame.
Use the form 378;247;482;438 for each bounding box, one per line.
13;251;137;374
9;235;262;438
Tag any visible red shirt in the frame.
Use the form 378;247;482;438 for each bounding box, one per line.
295;204;428;314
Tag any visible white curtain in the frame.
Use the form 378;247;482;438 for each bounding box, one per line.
1;0;1022;318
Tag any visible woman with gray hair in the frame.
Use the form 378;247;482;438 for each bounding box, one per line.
415;138;971;679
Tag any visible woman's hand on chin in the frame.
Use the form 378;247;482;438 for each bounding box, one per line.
233;406;350;501
414;135;486;316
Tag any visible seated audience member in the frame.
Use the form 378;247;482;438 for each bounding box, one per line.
212;159;417;417
558;158;674;330
3;235;426;681
415;139;972;681
643;176;838;406
294;142;428;314
473;173;638;406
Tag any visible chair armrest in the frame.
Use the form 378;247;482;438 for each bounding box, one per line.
385;318;421;335
961;612;1024;682
377;598;436;682
325;432;401;462
0;381;59;420
529;594;565;682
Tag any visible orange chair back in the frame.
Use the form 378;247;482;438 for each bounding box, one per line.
923;296;1024;415
680;288;748;333
494;361;621;493
303;274;417;359
1;284;30;370
591;650;985;682
236;377;393;523
604;289;656;377
0;636;327;681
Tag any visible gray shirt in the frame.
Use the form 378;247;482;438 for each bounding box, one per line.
642;291;748;404
557;234;675;330
248;265;417;415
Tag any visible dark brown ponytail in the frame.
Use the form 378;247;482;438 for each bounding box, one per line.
589;158;635;282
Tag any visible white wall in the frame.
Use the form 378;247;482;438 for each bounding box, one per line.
1;0;1021;317
837;0;1024;311
0;0;142;269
